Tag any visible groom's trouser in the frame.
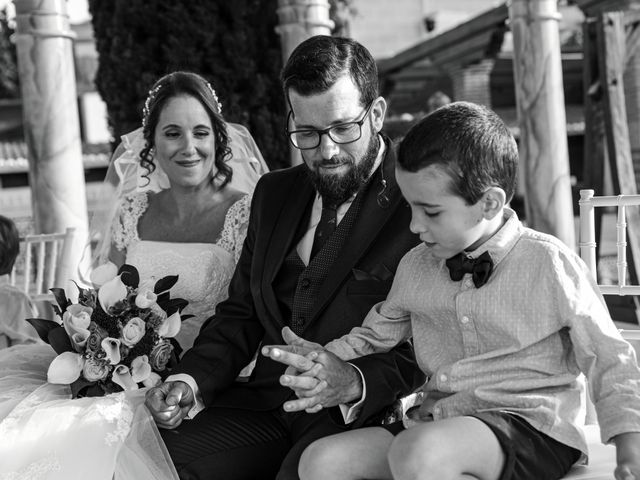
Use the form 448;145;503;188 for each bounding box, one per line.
160;406;349;480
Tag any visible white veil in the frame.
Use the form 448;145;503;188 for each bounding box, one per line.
86;123;268;270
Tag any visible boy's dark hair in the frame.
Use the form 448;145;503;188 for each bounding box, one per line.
281;35;378;109
397;101;518;205
0;215;20;275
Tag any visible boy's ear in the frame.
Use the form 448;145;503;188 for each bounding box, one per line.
480;187;506;220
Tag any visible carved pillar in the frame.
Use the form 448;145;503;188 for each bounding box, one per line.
509;0;576;248
276;0;334;65
13;0;88;281
276;0;334;165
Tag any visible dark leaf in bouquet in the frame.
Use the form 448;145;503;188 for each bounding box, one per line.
155;291;171;311
168;337;183;362
50;288;71;313
91;301;120;338
100;381;121;396
118;264;139;288
154;275;179;294
71;280;92;304
180;314;195;322
70;377;98;399
25;318;61;344
48;326;74;354
165;298;189;316
52;305;62;318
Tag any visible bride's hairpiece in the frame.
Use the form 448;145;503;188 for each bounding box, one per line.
206;82;222;114
142;84;163;130
141;79;222;130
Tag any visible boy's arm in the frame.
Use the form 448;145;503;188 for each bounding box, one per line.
325;300;412;359
555;249;640;441
614;432;640;480
325;254;414;360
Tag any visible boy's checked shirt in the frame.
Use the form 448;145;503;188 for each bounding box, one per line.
327;208;640;459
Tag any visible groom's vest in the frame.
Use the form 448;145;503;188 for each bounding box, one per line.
273;191;364;335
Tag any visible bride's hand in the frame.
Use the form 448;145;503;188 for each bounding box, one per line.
145;380;195;429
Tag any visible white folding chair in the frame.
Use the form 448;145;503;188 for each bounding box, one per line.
578;189;640;339
561;189;640;479
12;227;77;302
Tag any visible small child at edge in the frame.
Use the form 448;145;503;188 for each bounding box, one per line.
298;102;640;480
0;215;40;349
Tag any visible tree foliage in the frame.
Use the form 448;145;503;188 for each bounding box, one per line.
88;0;288;170
0;8;19;99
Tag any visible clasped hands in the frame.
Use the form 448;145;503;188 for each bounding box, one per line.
145;326;362;429
261;326;362;413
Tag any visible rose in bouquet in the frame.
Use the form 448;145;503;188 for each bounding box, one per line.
27;262;191;398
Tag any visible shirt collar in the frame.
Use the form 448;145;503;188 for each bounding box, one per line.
464;208;523;268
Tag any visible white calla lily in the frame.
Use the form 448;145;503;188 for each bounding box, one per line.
71;330;90;352
130;355;152;383
98;274;128;312
47;352;84;384
158;311;181;338
135;289;157;309
142;372;162;388
101;337;122;365
90;262;119;288
112;365;138;391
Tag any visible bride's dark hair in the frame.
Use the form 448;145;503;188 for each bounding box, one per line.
139;71;233;188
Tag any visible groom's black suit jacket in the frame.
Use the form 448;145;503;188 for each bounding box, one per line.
175;140;425;427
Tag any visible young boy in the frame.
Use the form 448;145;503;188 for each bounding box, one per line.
0;215;40;348
298;102;640;480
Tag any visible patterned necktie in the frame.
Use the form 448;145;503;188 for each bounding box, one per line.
445;251;494;288
310;200;338;259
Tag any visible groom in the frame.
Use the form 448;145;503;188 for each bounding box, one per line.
145;35;424;480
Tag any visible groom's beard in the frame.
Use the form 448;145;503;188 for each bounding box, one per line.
304;133;380;205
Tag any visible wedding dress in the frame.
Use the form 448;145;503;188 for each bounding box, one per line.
0;124;263;480
113;191;250;352
0;194;252;480
0;345;179;480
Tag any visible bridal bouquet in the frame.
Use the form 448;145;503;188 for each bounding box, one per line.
27;262;190;398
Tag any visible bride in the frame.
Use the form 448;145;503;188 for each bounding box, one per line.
0;71;267;479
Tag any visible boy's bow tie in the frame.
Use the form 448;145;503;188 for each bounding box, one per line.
445;251;494;288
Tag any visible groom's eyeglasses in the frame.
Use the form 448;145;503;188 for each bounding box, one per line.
286;101;374;150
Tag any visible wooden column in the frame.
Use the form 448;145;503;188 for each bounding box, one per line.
620;18;640;195
509;0;576;248
13;0;88;283
276;0;333;165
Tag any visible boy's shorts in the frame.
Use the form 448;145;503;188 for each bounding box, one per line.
381;410;581;480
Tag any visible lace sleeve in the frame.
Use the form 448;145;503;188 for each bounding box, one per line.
111;193;149;252
218;194;251;264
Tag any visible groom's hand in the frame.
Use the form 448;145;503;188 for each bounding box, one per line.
262;327;363;413
145;380;195;429
262;326;323;358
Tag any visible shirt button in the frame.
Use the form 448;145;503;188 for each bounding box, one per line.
440;374;447;382
461;316;469;324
